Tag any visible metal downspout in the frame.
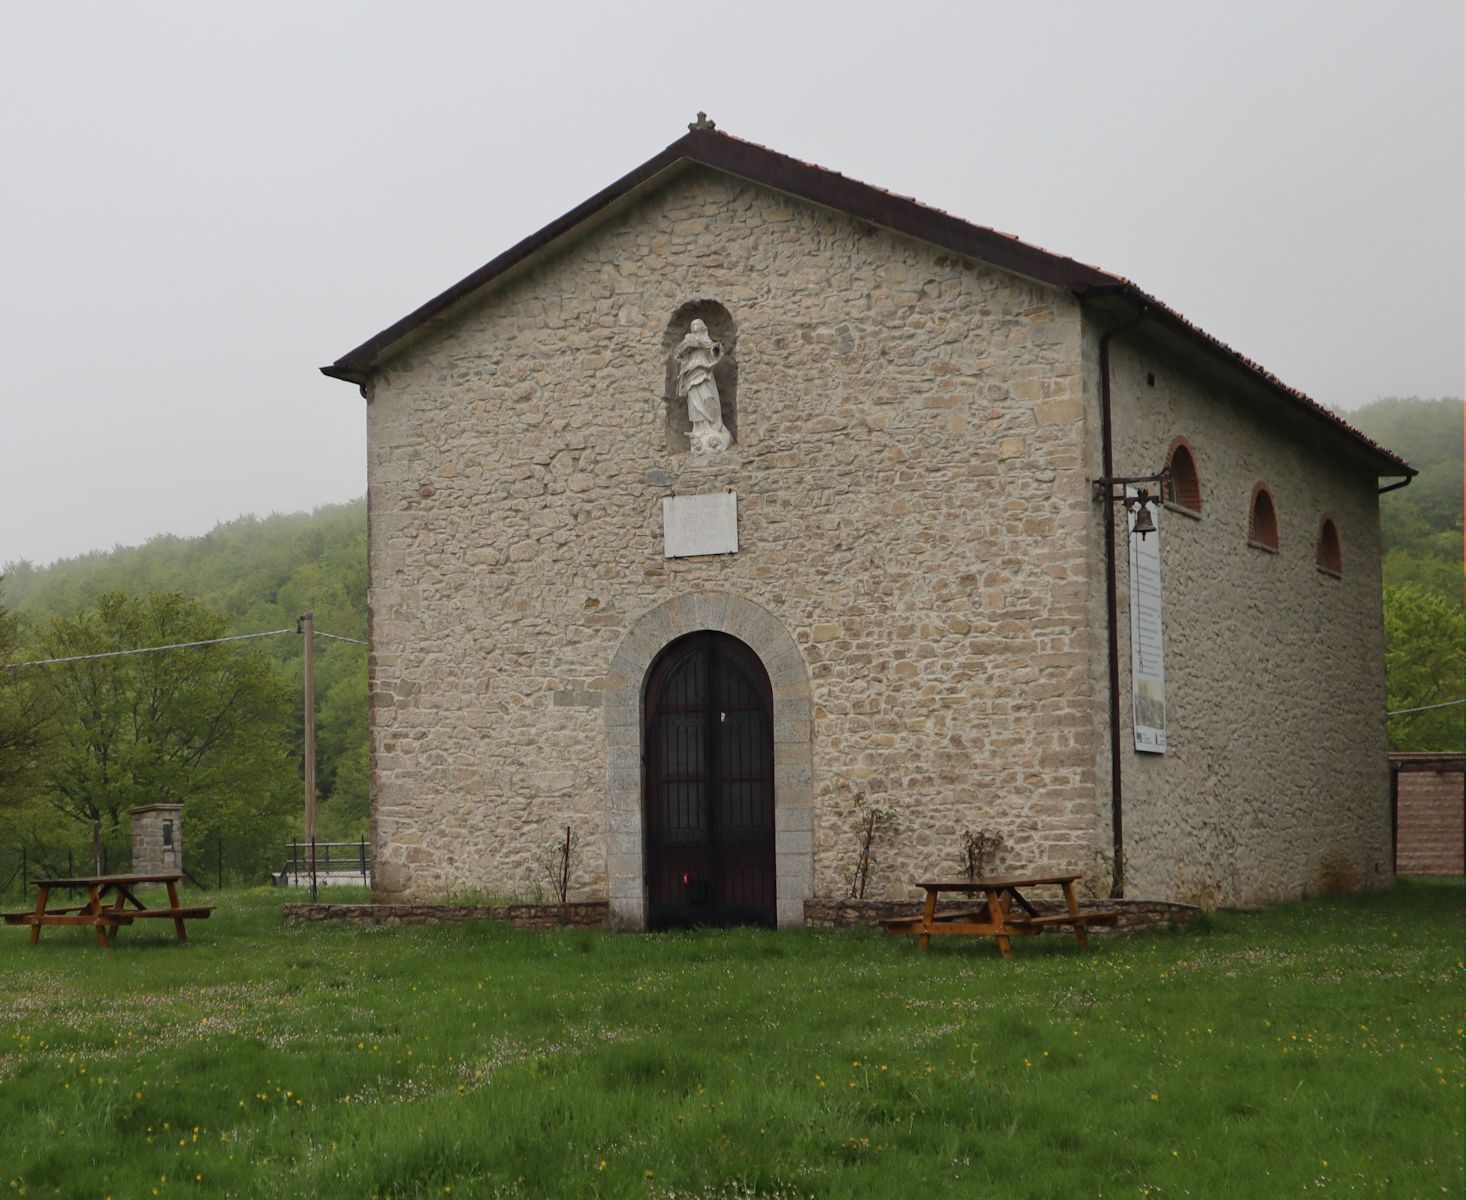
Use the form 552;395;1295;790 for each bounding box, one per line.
1098;307;1147;899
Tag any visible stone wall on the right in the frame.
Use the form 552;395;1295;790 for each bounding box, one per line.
1090;324;1393;907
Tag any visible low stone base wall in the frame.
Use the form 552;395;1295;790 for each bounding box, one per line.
804;896;1199;933
282;901;609;930
281;897;1194;935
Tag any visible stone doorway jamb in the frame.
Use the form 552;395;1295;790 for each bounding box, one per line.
603;592;813;930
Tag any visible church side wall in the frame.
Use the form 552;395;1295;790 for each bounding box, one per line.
363;167;1098;905
1090;325;1392;906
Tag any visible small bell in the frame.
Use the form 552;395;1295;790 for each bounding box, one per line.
1131;503;1157;538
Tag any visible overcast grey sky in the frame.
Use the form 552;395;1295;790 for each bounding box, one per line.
2;1;1460;567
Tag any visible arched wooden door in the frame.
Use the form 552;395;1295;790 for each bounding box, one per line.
643;632;776;929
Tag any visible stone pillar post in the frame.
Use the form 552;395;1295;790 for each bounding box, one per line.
129;803;185;875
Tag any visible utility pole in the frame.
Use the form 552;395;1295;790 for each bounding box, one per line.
299;611;317;902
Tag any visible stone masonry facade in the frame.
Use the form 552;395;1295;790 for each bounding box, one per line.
355;146;1400;919
365;168;1101;919
1090;330;1392;905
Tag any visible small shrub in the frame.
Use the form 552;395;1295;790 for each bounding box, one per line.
846;792;900;899
1080;847;1121;900
536;825;577;905
958;828;1003;881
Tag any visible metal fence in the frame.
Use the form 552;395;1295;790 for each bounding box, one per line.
276;839;372;888
0;842;218;897
0;835;373;900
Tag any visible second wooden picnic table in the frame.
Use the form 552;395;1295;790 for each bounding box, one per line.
3;873;214;948
884;873;1118;956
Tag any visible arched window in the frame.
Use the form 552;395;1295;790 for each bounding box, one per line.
1316;516;1342;575
1165;437;1203;513
1248;484;1279;551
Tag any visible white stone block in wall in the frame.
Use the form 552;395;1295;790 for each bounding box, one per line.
663;492;738;558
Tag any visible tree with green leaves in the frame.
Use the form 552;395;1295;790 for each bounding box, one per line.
0;591;51;806
32;591;297;876
4;500;370;840
1384;583;1465;751
1352;398;1463;752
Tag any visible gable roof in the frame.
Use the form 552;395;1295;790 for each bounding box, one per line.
322;123;1412;478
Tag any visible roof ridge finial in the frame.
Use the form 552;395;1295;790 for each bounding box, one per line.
689;111;716;132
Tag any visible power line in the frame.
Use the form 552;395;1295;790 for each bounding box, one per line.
314;630;367;646
1387;697;1465;717
2;626;366;670
3;628;296;670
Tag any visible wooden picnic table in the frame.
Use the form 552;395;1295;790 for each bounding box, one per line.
883;873;1119;957
3;873;214;948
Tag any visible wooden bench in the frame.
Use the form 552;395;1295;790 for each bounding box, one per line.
8;874;214;948
885;875;1120;956
881;908;988;933
122;907;216;921
4;908;135;925
1004;911;1121;929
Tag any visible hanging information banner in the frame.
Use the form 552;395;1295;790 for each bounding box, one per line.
1127;489;1167;753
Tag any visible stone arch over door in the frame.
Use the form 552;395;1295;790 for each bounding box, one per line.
604;593;813;930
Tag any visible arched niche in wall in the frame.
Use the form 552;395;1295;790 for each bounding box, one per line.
1316;515;1342;576
1248;483;1280;551
662;300;737;454
1164;436;1203;514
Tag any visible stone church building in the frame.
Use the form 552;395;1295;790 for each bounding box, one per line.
323;119;1413;927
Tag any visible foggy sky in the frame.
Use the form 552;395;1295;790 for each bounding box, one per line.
2;1;1461;567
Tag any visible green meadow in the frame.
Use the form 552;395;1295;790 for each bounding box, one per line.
0;881;1459;1199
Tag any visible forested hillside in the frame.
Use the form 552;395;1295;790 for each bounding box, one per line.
3;501;369;874
1350;396;1463;751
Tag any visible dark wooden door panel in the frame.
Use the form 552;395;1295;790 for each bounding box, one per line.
644;632;775;929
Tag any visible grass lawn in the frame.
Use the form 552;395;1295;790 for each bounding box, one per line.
0;880;1460;1199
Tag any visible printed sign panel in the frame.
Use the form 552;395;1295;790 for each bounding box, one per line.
1128;490;1166;753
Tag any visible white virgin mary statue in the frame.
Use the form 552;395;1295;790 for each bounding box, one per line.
673;319;732;454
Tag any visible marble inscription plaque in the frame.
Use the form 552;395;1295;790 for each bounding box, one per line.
663;492;738;558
